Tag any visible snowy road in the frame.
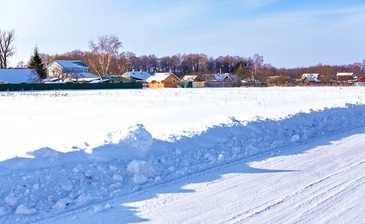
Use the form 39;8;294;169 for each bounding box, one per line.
43;126;365;224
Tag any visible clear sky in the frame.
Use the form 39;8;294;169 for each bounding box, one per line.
1;0;365;68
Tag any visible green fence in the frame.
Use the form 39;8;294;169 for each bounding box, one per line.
0;82;143;91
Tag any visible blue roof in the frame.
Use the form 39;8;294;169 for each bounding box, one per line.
213;73;240;82
0;69;39;83
123;71;152;81
53;60;88;68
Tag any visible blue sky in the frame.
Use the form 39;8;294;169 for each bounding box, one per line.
1;0;365;68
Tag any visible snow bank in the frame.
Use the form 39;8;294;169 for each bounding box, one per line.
0;102;365;223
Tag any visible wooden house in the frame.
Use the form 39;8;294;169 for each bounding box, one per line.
146;72;180;88
336;72;357;82
46;60;99;83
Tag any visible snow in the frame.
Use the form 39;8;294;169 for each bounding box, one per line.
146;72;174;82
0;87;365;223
52;60;88;69
0;69;38;84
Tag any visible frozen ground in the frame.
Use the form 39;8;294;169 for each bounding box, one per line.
0;87;364;223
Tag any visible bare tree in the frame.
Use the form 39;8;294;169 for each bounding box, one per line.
88;34;122;77
0;29;16;68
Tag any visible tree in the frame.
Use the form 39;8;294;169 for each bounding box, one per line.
252;54;264;75
233;61;250;80
0;29;16;69
88;34;122;77
28;46;47;79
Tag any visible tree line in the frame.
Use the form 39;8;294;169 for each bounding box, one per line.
2;30;364;84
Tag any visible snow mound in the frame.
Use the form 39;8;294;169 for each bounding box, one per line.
106;124;153;152
1;103;365;223
127;160;156;184
90;124;153;161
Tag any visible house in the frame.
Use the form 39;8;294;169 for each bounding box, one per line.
180;75;198;88
46;60;99;83
336;72;357;82
122;70;152;81
181;75;198;82
146;72;180;88
0;69;40;84
301;73;322;83
206;73;241;87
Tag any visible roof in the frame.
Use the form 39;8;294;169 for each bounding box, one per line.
213;73;240;82
123;71;152;81
301;73;322;82
0;69;39;84
181;75;197;81
50;60;89;68
146;73;179;83
336;72;356;76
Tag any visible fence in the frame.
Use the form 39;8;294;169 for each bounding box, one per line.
0;82;143;91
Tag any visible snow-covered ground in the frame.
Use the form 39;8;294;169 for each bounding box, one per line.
0;87;364;223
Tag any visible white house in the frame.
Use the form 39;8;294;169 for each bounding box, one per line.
46;60;99;82
301;73;322;83
0;69;40;84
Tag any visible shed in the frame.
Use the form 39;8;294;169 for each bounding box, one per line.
0;69;40;84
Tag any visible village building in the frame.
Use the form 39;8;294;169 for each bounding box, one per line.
336;72;357;82
205;73;241;87
301;73;322;84
146;72;180;88
122;70;152;82
180;75;198;88
46;60;100;83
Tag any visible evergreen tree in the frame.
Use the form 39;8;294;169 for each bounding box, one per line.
28;46;47;79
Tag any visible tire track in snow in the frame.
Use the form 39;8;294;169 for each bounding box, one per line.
232;134;365;224
264;161;365;224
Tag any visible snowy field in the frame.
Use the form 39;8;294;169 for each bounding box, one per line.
0;87;365;223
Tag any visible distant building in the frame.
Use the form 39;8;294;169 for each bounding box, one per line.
180;75;198;88
336;72;357;82
301;73;322;83
146;72;180;88
206;73;241;87
122;70;152;81
0;69;40;84
46;60;99;83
